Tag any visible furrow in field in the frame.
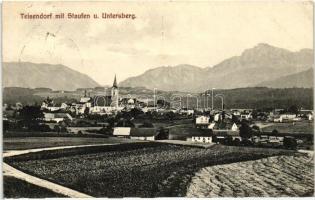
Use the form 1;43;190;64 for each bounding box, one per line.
186;154;314;197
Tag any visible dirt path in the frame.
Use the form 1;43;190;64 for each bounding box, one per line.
155;140;215;148
186;153;314;197
255;122;274;129
3;143;119;198
3;163;92;198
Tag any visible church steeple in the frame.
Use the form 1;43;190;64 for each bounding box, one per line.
111;74;119;109
113;74;118;88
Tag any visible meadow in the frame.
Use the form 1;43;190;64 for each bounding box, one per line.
3;136;136;150
262;121;314;134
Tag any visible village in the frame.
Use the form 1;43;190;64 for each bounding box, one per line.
3;75;314;150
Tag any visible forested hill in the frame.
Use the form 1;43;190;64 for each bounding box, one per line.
3;87;313;110
204;87;313;110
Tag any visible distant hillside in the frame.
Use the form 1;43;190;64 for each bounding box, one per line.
120;43;313;92
3;62;100;91
257;68;314;88
3;87;45;105
119;64;207;92
3;87;313;110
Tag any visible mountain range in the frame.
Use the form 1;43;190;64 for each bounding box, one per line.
2;62;100;91
120;43;313;92
3;43;313;92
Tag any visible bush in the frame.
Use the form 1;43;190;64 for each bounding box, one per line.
139;121;154;128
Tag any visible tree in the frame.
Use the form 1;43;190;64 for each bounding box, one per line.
54;125;61;133
107;117;116;129
239;120;252;139
272;129;279;135
221;111;226;121
251;110;258;119
165;111;175;121
232;114;239;124
252;125;260;133
18;106;44;130
129;108;144;118
218;121;227;129
139;121;154;128
116;119;135;127
84;107;90;116
155;127;169;140
288;105;299;115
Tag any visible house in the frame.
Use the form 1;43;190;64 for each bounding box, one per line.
196;115;210;124
208;122;239;131
113;127;158;141
281;114;296;120
230;109;253;116
120;98;137;109
186;129;212;143
180;109;194;115
208;123;215;129
80;97;93;108
212;130;240;143
231;123;239;131
43;112;73;123
195;115;210;128
240;113;252;120
308;113;313;121
113;127;131;137
90;106;115;115
141;107;157;113
41;97;62;111
130;128;157;141
231;109;241;116
214;113;220;122
191;133;212;143
168;128;211;142
298;110;313;121
274;114;297;122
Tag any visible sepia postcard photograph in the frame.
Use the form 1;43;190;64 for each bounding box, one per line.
1;0;314;198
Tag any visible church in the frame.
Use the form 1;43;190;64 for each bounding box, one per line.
89;75;123;115
110;75;119;109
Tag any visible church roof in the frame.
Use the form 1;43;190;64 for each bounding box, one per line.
113;74;118;88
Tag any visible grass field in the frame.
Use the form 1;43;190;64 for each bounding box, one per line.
3;176;66;198
261;121;314;134
187;153;314;197
3;131;107;138
3;136;137;150
6;143;297;197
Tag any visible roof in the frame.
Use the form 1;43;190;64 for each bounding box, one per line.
113;127;131;136
54;113;72;118
212;122;238;130
130;128;157;137
213;130;239;136
80;97;92;103
169;127;212;137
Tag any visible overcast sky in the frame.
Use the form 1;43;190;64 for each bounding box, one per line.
3;1;313;85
